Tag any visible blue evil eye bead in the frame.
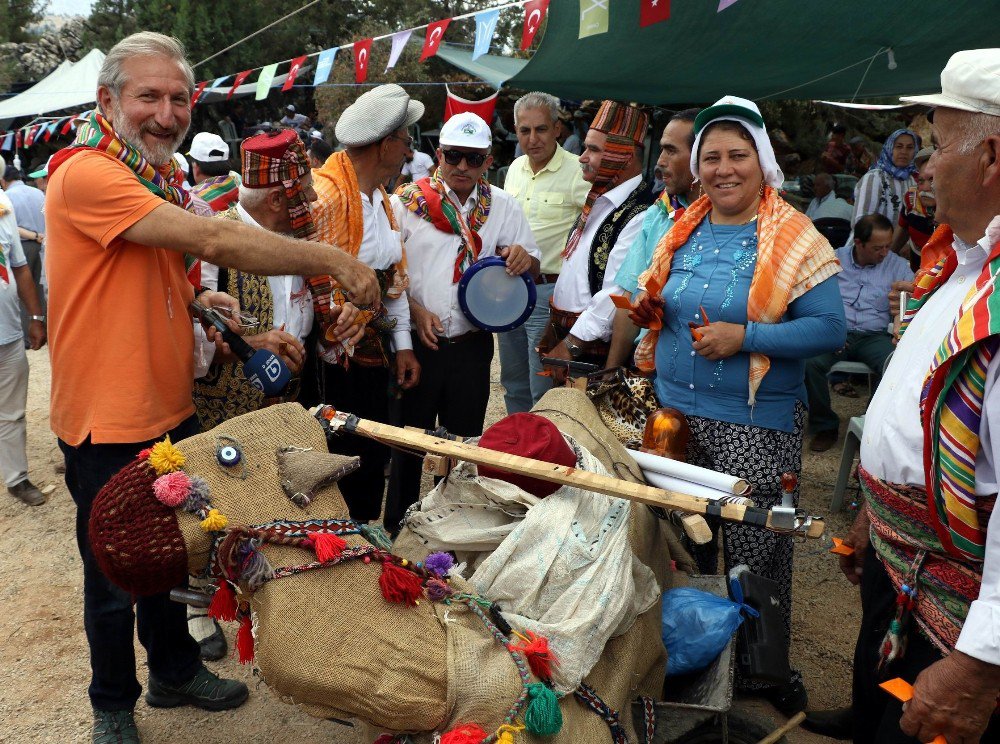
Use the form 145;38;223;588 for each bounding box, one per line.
217;444;241;467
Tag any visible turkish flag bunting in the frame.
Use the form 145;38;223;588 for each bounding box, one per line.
420;19;450;62
15;129;22;149
60;117;75;135
24;125;39;147
640;0;670;26
354;39;373;83
43;121;57;141
282;55;307;92
191;81;209;106
228;70;252;100
521;0;549;49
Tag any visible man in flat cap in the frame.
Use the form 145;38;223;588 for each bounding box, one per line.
384;112;540;534
305;83;422;523
540;100;653;381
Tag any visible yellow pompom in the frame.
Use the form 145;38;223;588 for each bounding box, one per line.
200;508;228;532
496;723;524;744
148;436;186;475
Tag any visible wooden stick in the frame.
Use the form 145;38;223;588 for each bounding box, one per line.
756;711;806;744
332;413;824;538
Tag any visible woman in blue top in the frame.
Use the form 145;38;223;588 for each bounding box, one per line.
631;96;846;714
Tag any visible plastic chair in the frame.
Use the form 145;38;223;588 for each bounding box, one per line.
830;416;865;512
829;360;875;396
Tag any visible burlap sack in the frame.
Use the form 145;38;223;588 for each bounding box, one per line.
390;388;693;743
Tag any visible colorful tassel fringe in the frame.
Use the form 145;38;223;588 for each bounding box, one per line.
236;611;254;664
440;723;488;744
152;471;192;508
148;436;185;475
524;683;562;736
378;560;424;606
310;532;347;562
496;723;525;744
208;579;238;622
200;508;228;532
511;631;558;680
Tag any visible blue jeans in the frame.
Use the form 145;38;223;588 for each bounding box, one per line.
60;415;202;712
497;282;555;414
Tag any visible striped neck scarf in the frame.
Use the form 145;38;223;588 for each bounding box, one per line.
49;110;192;209
396;169;492;283
900;235;1000;561
634;187;841;404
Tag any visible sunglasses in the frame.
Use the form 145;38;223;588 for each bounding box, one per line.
441;149;488;168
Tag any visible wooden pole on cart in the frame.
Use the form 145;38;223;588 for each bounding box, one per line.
323;411;825;538
755;711;806;744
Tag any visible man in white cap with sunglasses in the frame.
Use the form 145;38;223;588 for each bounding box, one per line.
384;111;540;534
812;48;1000;744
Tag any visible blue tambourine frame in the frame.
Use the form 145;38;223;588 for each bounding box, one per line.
457;256;537;332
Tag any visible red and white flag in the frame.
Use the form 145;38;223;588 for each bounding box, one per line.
640;0;670;27
282;55;307;92
228;70;252;100
420;19;450;62
521;0;549;49
444;85;498;124
354;39;373;83
191;81;209;106
60;118;76;135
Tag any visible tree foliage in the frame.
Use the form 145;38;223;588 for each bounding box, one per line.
0;0;47;44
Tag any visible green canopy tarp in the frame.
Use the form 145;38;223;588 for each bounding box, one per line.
436;42;528;90
508;0;999;103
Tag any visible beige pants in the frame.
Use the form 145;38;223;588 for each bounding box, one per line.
0;339;29;488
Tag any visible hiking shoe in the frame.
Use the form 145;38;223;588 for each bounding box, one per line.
809;429;839;453
762;679;809;717
92;709;139;744
8;479;45;506
145;666;248;711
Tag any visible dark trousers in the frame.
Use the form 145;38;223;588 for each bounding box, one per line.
319;362;392;522
59;416;202;712
852;549;1000;743
806;330;895;434
384;332;494;533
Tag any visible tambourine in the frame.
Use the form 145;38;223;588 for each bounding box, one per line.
457;256;536;332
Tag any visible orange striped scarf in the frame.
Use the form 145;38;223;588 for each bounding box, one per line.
635;186;841;404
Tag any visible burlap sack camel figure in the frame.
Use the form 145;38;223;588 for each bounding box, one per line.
88;389;688;742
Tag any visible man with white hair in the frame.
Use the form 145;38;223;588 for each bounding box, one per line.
45;32;376;743
187;131;238;212
499;91;589;412
385;112;540;533
827;49;1000;743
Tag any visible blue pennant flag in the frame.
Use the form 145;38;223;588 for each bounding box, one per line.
313;47;337;87
473;9;500;60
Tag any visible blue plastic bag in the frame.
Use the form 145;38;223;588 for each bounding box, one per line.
661;587;757;676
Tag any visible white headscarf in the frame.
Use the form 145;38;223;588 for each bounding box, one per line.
689;95;784;189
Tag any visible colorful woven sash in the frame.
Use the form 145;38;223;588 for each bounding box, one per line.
633;186;841;404
190;174;240;213
899;235;1000;561
396;170;491;283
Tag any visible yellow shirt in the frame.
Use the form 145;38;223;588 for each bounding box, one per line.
504;145;590;275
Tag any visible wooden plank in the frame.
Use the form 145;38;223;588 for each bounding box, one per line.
346;417;824;538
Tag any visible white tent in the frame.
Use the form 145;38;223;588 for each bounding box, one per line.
0;48;105;124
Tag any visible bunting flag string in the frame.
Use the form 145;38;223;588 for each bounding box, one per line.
191;80;209;106
640;0;670;27
314;48;337;85
385;30;412;72
521;0;549;49
473;9;500;61
282;55;307;91
579;0;609;39
354;38;373;84
420;18;451;61
228;69;253;100
255;63;278;100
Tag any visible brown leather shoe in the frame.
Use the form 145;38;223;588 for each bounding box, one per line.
809;430;839;453
8;479;45;506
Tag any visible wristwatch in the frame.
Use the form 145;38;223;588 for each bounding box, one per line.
30;315;45;323
564;339;584;360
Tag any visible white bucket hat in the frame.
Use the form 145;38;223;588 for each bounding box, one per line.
902;49;1000;116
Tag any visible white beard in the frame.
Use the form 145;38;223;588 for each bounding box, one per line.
108;100;188;168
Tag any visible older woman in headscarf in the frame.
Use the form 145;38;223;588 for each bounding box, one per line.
628;96;846;715
850;128;922;230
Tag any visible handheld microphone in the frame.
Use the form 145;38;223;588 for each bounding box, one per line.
192;301;291;396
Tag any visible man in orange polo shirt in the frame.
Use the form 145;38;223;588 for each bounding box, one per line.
45;32;377;744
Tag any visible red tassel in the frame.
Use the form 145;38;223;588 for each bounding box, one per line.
310;532;347;562
236;612;254;664
440;723;488;744
208;579;238;622
378;560;423;606
511;631;558;680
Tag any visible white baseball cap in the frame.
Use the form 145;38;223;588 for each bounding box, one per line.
439;112;492;149
188;131;230;163
902;49;1000;116
173;152;190;175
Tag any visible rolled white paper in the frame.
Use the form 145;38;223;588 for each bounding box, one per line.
641;468;753;506
626;448;751;495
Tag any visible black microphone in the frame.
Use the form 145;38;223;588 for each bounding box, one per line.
191;301;291;396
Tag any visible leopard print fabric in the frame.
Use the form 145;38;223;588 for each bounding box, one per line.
587;369;659;448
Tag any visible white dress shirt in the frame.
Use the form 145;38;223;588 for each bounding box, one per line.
194;203;315;376
358;188;412;352
861;214;1000;665
552;175;645;342
401;151;435;183
391;181;539;340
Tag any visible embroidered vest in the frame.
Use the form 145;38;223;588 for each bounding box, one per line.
587;180;652;297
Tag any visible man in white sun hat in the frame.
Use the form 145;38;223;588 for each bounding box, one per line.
384;111;540;534
187;131;238;213
819;48;1000;744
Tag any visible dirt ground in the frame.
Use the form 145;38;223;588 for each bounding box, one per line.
0;349;868;743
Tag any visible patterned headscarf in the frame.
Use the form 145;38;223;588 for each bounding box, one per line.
240;128;316;240
871;128;922;181
562;101;648;258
